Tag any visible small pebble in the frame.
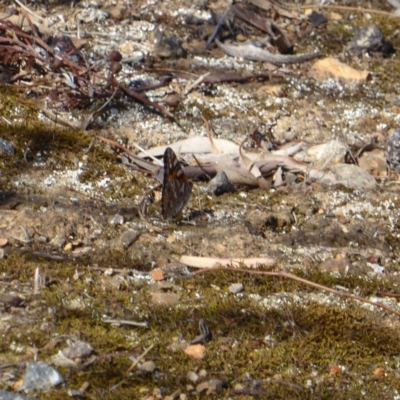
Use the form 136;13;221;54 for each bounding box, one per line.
120;230;141;247
187;371;199;382
184;344;206;359
229;283;244;294
198;369;207;377
151;269;165;281
206;171;235;196
196;379;226;395
62;340;94;359
108;214;124;225
0;138;16;156
163;94;179;107
139;361;156;373
20;362;64;393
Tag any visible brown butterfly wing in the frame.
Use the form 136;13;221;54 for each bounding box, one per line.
162;147;193;220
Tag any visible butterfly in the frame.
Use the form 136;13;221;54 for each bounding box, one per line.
162;147;193;220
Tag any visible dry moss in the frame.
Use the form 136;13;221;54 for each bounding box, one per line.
3;252;400;399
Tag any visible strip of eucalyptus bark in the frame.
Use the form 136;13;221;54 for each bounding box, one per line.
216;39;322;65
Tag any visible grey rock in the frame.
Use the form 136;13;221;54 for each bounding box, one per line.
153;30;186;58
206;171;235;196
347;24;394;56
120;230;141;248
108;214;124;225
187;371;199;382
330;164;377;189
229;283;244;294
20;362;64;393
62;340;94;359
0;138;16;156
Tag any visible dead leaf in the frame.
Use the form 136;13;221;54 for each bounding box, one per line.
272;166;283;187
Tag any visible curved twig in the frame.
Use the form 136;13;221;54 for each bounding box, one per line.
193;267;400;318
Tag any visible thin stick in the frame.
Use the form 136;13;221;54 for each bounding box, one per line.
83;265;149;275
125;343;155;374
14;0;43;22
102;319;148;328
109;344;156;391
33;267;40;295
193;267;400;318
206;4;231;49
184;72;210;96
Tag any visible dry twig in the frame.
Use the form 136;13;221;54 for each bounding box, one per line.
193;267;400;318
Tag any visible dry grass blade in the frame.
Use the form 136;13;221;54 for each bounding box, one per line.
15;0;44;23
184;72;210;96
126;343;154;374
206;4;231;49
201;115;221;155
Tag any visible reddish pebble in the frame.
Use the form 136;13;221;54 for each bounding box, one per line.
151;269;164;281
